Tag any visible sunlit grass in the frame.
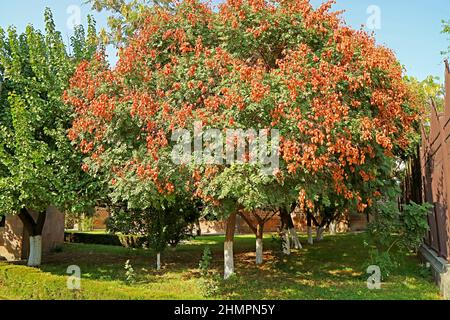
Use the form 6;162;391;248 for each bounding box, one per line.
0;233;441;300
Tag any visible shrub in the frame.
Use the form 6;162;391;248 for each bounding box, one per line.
64;232;146;248
366;192;431;279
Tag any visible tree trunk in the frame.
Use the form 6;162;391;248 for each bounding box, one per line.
282;230;290;255
224;213;236;280
156;252;161;270
28;236;42;267
286;213;301;249
307;226;313;245
289;227;302;249
196;219;202;236
316;226;324;241
256;223;264;265
307;212;313;245
238;211;269;265
329;221;337;235
18;208;47;267
280;207;301;250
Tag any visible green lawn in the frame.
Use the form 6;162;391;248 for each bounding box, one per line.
0;232;441;300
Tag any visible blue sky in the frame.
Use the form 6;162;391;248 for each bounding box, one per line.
0;0;449;82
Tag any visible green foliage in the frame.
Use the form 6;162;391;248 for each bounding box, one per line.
400;202;432;251
124;259;136;284
366;188;431;279
368;199;431;253
79;215;94;232
0;9;100;216
198;246;212;277
70;15;99;62
200;165;299;218
107;200;200;254
366;249;398;280
199;273;221;298
198;246;220;297
87;0;174;46
405;75;444;112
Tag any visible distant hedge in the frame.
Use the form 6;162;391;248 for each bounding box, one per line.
64;232;147;249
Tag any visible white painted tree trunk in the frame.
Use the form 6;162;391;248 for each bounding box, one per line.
224;241;234;279
27;235;42;267
282;230;290;255
329;221;337;235
156;252;161;270
289;228;302;249
316;226;324;241
307;226;314;245
256;238;263;265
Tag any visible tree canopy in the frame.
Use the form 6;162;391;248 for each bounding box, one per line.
66;0;421;215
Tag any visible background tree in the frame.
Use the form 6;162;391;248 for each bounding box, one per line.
405;75;444;113
442;20;450;58
0;9;99;266
107;198;200;269
87;0;174;46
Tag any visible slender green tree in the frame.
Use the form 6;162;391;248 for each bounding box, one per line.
0;9;99;266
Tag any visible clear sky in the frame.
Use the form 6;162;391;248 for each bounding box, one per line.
0;0;449;82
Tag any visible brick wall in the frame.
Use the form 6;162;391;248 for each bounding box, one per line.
85;207;366;236
199;212;362;235
92;207;110;230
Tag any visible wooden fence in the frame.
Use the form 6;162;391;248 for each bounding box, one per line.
417;61;450;261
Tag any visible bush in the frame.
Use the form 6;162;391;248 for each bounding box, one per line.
106;201;199;254
366;193;431;280
365;249;398;280
64;232;147;248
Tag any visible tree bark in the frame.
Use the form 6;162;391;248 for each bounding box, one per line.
255;223;264;265
28;236;42;267
279;207;301;250
282;230;290;255
18;208;47;267
329;221;337;235
279;208;290;255
307;211;313;245
316;226;325;241
224;212;236;279
195;219;202;236
238;211;272;265
309;210;327;242
286;214;302;249
156;252;161;270
289;227;302;249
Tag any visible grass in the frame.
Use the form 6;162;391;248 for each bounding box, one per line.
0;232;441;300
